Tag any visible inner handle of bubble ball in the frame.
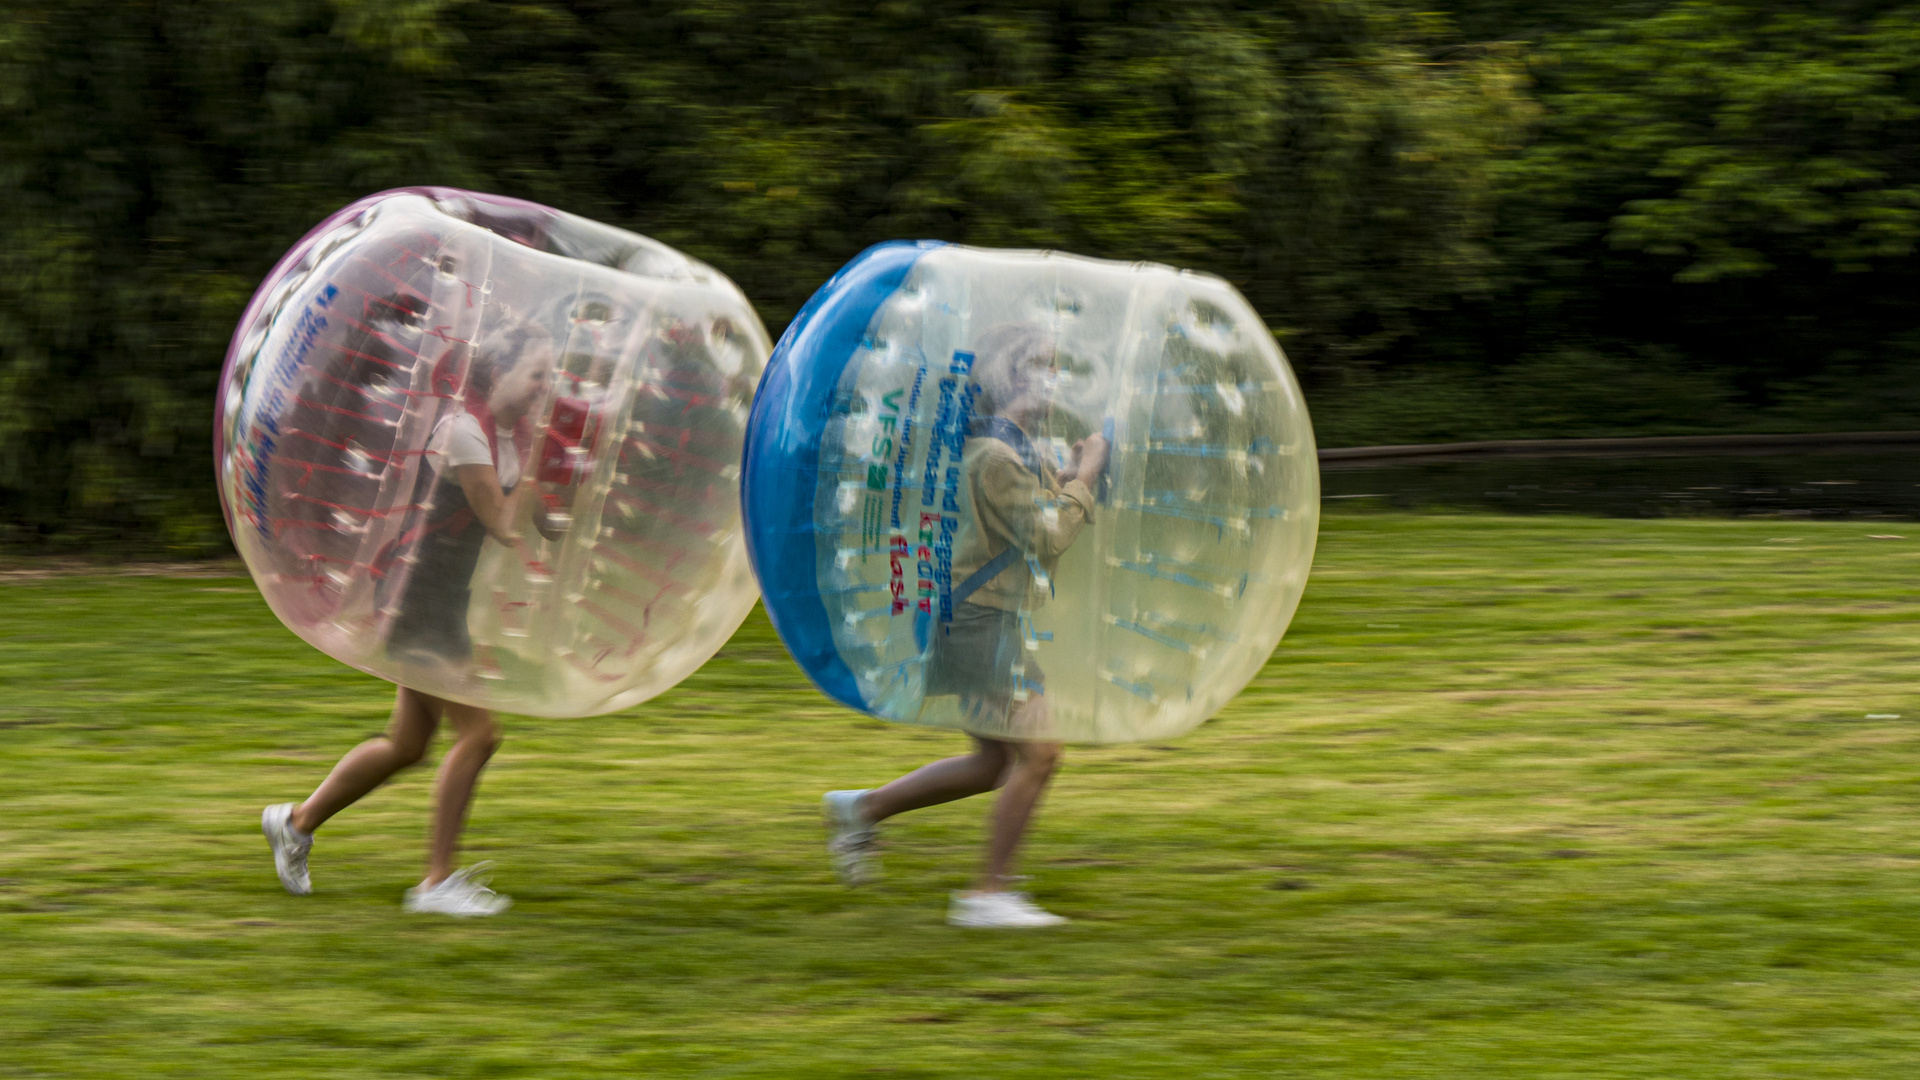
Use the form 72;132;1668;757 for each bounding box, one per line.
1098;417;1114;506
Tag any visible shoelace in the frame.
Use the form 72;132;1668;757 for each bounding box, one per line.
436;862;502;907
830;828;877;854
449;861;496;889
278;820;312;868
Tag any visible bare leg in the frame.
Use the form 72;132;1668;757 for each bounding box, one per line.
977;698;1062;892
425;701;501;886
855;694;1063;893
861;737;1012;823
291;687;440;834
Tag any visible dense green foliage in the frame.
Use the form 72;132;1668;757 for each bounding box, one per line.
3;2;1918;550
1335;0;1920;448
10;514;1920;1075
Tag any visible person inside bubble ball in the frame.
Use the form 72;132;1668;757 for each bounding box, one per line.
261;322;561;917
823;322;1110;928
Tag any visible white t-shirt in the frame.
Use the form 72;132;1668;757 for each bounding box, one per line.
427;412;522;490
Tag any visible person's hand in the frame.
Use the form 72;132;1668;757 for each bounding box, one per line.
1066;434;1109;485
1058;439;1084;484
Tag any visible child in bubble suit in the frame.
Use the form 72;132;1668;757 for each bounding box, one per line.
261;323;560;916
823;323;1110;928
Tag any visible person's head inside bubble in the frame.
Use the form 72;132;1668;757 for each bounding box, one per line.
970;323;1057;429
967;322;1108;481
466;321;556;438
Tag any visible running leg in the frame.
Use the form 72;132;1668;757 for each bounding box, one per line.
860;736;1014;822
978;698;1061;892
291;686;442;834
425;699;502;886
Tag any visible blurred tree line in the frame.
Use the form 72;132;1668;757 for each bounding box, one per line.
2;0;1917;552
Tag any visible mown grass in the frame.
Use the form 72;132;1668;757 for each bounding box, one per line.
5;512;1920;1078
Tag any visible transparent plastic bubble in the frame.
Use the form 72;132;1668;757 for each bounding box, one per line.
216;188;768;717
743;242;1318;743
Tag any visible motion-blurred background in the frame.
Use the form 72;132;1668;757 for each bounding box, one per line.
6;0;1916;553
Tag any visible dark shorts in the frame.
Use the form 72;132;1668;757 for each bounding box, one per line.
384;531;480;665
384;583;473;665
923;602;1045;718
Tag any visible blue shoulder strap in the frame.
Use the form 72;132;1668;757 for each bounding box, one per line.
949;544;1022;610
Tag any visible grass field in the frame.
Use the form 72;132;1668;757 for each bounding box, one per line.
6;512;1920;1078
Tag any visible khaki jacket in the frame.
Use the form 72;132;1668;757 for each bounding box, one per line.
949;434;1097;612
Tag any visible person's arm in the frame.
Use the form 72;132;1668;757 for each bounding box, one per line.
454;463;518;544
977;451;1096;559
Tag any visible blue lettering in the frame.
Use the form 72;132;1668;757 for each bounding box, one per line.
941;465;960;513
243;282;338;538
921;378;955;505
888;365;927;529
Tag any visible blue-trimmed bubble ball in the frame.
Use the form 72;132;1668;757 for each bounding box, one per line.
743;242;1318;743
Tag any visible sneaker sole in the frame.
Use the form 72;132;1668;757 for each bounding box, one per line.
406;903;512;917
948;918;1068;929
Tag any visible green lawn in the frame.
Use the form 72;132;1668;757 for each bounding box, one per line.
5;512;1920;1078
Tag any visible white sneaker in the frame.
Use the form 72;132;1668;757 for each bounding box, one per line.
823;789;880;886
261;803;313;896
403;862;512;917
947;891;1068;928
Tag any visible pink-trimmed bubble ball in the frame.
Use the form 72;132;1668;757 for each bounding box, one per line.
216;189;768;717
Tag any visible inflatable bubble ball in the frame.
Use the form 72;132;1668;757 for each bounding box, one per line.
216;188;769;717
742;242;1318;743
